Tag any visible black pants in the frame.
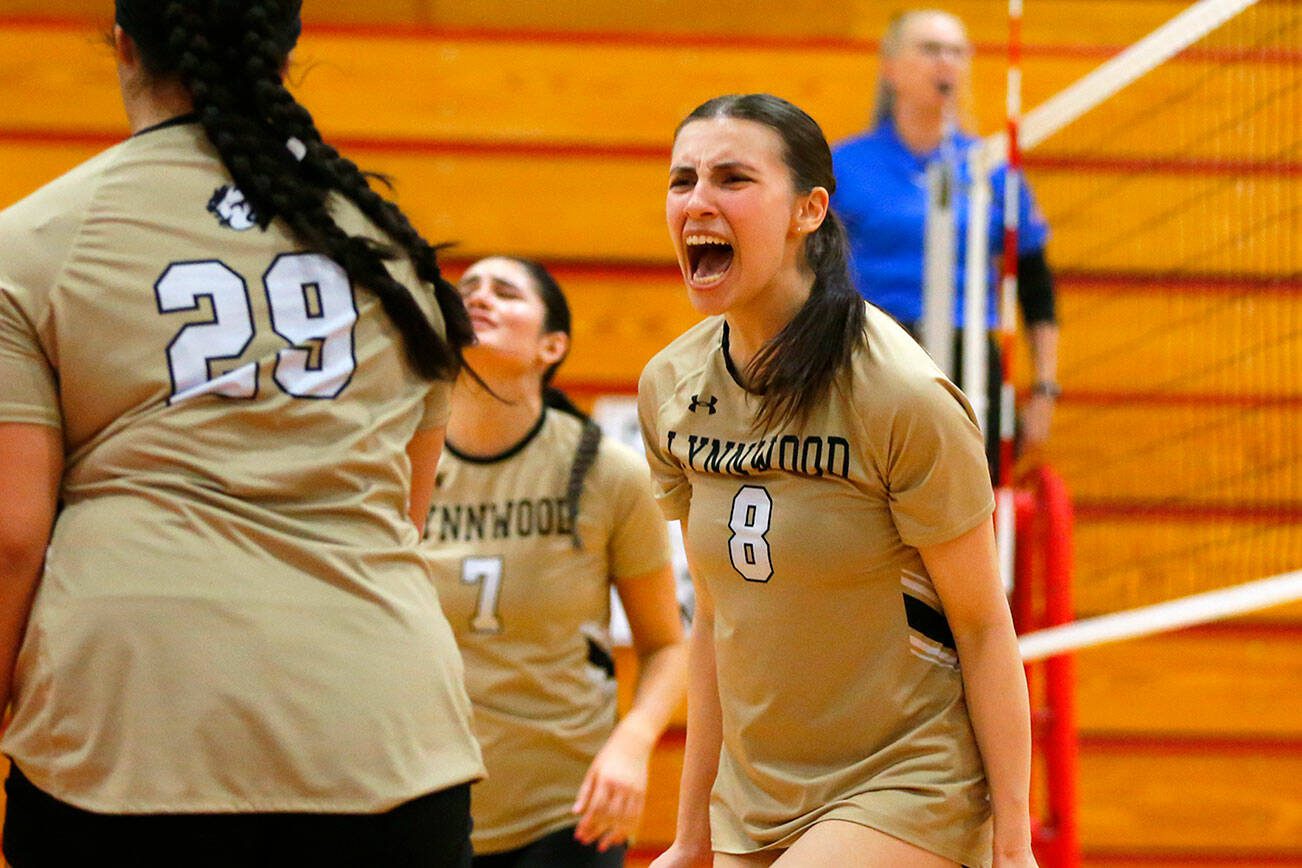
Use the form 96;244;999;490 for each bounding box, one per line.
472;825;625;868
3;763;473;868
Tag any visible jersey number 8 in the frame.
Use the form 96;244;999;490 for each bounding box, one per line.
156;253;357;404
728;485;774;582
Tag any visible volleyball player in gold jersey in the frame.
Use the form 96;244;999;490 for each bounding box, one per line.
427;257;688;866
639;95;1037;868
0;2;483;864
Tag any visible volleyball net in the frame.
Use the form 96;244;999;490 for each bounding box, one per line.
972;6;1299;860
949;0;1302;639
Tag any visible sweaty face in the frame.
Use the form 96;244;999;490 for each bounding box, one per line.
667;118;808;318
456;258;556;375
886;13;971;115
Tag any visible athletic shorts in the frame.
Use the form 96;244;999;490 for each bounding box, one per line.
3;763;473;868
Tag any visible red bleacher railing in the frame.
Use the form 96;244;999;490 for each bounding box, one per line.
1013;465;1080;868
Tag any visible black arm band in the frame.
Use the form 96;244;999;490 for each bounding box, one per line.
1016;248;1057;325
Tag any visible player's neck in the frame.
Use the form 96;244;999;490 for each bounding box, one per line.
891;105;945;155
120;77;195;135
447;374;545;459
724;269;813;379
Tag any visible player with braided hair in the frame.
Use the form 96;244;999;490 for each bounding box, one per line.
0;2;485;865
424;257;688;867
155;0;474;378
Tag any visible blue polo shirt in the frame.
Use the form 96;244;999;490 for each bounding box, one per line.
831;119;1049;328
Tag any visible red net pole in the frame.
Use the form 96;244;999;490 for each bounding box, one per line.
1014;465;1080;867
1039;467;1080;868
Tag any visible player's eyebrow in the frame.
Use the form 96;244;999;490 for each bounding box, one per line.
669;159;760;177
709;160;759;174
457;274;523;293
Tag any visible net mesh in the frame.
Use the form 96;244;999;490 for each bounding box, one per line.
1022;0;1301;617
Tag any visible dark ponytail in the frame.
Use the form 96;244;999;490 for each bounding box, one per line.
676;94;866;432
118;0;472;381
543;387;603;551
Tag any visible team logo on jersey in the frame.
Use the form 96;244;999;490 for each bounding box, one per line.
689;394;718;415
207;184;259;231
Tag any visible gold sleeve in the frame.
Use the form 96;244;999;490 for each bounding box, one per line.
0;285;61;429
637;362;692;521
882;375;995;547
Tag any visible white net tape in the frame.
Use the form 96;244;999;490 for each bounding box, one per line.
982;0;1261;164
1018;570;1302;661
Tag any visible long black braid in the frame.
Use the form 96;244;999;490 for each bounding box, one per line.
118;0;472;381
509;259;602;551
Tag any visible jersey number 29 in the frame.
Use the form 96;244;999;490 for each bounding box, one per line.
156;253;357;404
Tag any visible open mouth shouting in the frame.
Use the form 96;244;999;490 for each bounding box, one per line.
684;234;734;288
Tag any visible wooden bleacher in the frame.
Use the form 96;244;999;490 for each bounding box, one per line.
0;2;1298;864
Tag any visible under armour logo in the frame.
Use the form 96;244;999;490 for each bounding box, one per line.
689;394;718;414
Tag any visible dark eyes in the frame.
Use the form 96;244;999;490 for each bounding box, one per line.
457;282;520;300
668;174;751;189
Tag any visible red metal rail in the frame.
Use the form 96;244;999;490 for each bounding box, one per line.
1013;466;1080;868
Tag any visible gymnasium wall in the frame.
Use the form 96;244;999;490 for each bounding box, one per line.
0;1;1297;864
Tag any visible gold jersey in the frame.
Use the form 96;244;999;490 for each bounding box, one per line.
638;307;996;867
0;120;483;813
425;409;671;854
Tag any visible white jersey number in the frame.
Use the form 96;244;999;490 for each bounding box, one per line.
156;261;257;402
265;254;358;398
156;253;357;404
728;485;774;582
461;556;505;633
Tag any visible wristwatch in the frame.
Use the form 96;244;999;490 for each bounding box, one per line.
1030;381;1062;399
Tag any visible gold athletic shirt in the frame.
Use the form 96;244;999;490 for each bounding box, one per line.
638;307;995;866
0;121;484;813
425;409;672;853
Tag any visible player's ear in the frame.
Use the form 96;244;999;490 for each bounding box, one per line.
113;25;139;70
538;331;569;368
792;186;830;236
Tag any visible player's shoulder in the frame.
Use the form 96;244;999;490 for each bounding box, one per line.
0;141;127;243
592;431;652;485
851;304;952;396
848;305;980;434
545;409;640;474
580;427;659;528
538;410;651;510
0;141;133;300
638;316;721;396
534;405;581;451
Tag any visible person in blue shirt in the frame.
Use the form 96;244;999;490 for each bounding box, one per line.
832;9;1060;471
